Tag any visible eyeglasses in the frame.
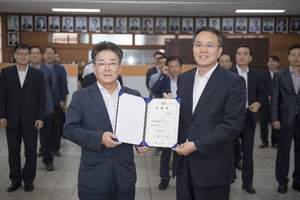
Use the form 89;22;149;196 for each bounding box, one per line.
30;52;41;56
14;52;30;56
94;61;119;69
193;43;219;49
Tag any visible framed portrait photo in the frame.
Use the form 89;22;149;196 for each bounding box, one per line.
182;18;194;33
7;15;19;31
155;18;167;32
7;31;19;46
48;16;60;31
62;16;74;32
235;18;248;33
89;17;101;32
35;16;47;31
290;18;300;33
21;15;33;31
142;17;154;32
249;18;261;33
195;18;207;31
129;17;140;32
222;18;234;32
115;17;127;32
75;17;87;31
102;17;114;32
262;18;275;33
276;18;288;33
209;18;220;31
169;18;180;32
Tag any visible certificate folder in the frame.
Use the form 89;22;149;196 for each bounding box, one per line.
114;92;180;148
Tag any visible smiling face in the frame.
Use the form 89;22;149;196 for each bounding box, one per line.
93;50;121;89
192;31;223;70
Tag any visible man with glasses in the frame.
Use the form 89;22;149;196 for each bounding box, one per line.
64;41;150;199
43;46;67;157
30;46;56;171
0;43;46;192
165;26;246;199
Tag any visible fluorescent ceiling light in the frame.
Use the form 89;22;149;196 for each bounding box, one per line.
235;9;285;13
52;8;101;12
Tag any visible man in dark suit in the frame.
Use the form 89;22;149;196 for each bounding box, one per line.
259;55;280;148
49;18;59;30
64;41;150;199
22;17;32;29
130;19;139;31
229;44;267;194
36;17;45;29
236;19;246;31
76;18;87;30
44;46;67;157
30;46;56;171
0;43;46;192
63;18;73;30
103;18;113;31
145;51;165;98
167;26;246;199
271;44;300;194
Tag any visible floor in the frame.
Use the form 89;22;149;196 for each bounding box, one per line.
0;124;299;200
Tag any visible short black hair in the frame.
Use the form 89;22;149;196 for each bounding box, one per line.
288;44;300;55
192;26;223;47
154;51;165;57
157;55;168;63
268;55;280;62
43;46;57;54
219;53;233;62
237;44;253;56
13;43;30;54
91;41;123;63
30;45;42;54
166;56;182;66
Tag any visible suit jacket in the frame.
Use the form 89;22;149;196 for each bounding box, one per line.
103;25;113;31
50;63;67;106
0;65;46;129
130;26;139;31
270;67;300;127
64;83;140;194
22;24;32;29
146;66;158;90
172;66;246;187
50;24;59;29
261;69;273;107
82;72;123;88
36;63;56;115
229;66;266;128
150;73;171;98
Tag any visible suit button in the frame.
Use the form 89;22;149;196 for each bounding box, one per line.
190;125;193;129
112;156;116;159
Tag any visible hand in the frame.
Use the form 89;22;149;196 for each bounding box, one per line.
59;101;66;110
248;102;261;113
272;121;281;129
35;120;44;130
163;92;173;99
172;142;197;156
136;146;151;154
102;131;122;148
161;65;169;75
0;118;7;129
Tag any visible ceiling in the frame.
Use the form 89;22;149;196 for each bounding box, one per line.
0;0;299;17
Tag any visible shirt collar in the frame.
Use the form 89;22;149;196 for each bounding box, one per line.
236;65;249;73
16;64;29;71
195;63;218;78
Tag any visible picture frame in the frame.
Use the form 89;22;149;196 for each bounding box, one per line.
209;18;220;31
235;18;248;33
155;17;167;32
222;18;234;33
129;17;140;32
7;31;19;46
289;18;300;33
262;18;275;33
195;18;207;31
35;16;47;31
62;16;74;32
7;15;19;31
169;17;180;32
89;17;101;32
182;18;194;33
21;15;33;31
102;17;114;32
142;17;154;32
276;18;288;33
48;16;60;31
115;17;127;32
75;17;87;31
249;18;261;33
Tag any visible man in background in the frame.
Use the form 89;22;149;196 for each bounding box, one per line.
259;55;280;148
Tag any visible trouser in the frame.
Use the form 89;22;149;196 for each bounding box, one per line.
260;106;278;144
40;114;54;165
159;148;172;182
52;106;62;152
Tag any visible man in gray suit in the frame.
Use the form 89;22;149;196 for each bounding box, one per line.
30;46;56;171
271;44;300;193
64;41;150;199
